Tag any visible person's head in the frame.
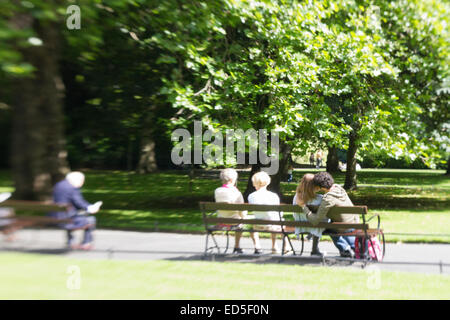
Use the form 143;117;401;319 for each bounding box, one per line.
313;172;334;191
220;168;238;186
66;171;85;188
296;173;316;205
251;171;271;190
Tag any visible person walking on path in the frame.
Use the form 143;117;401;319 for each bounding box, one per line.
315;150;323;169
309;152;315;167
287;165;294;183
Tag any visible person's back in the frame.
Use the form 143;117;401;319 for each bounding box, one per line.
52;179;90;219
322;184;359;224
248;171;285;254
248;188;280;220
214;185;245;218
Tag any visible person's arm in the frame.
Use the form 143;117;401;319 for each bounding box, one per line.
305;197;333;226
70;188;91;211
236;192;247;218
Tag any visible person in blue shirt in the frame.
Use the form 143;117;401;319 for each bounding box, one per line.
50;172;102;250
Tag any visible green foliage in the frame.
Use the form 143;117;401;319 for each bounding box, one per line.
0;0;448;171
142;0;449;167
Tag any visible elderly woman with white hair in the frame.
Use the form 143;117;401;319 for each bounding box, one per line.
50;171;102;250
248;171;288;254
214;168;262;254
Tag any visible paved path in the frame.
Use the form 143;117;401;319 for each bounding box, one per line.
1;229;449;275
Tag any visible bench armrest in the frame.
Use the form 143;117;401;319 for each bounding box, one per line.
366;213;381;230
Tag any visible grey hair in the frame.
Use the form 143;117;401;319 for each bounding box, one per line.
220;168;238;184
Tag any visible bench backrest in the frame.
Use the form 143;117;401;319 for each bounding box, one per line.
199;202;369;230
0;200;70;213
199;202;367;215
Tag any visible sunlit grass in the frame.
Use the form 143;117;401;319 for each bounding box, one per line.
0;252;448;299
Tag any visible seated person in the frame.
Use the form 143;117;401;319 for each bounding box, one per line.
0;192;17;241
248;171;288;254
300;172;358;258
293;174;328;256
214;168;262;254
50;172;102;250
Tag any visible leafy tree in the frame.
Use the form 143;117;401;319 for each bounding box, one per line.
1;0;70;200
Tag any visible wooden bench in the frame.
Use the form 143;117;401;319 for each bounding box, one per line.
0;200;71;236
199;202;384;260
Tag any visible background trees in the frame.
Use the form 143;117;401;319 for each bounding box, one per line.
0;0;448;200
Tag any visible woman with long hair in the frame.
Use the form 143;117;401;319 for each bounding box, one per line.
293;174;327;256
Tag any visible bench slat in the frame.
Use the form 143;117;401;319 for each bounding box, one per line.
200;202;304;212
200;202;367;215
0;200;69;212
324;229;383;236
328;206;367;215
203;217;368;230
10;216;71;224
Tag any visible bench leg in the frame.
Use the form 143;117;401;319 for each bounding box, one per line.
205;231;221;255
210;232;221;254
204;232;210;256
286;234;296;255
224;231;229;254
299;234;304;256
282;234;296;256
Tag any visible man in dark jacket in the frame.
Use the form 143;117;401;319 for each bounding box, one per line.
50;172;102;250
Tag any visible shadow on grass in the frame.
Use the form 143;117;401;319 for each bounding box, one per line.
165;253;365;268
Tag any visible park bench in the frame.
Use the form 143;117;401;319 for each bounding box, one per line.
200;202;385;260
0;200;72;238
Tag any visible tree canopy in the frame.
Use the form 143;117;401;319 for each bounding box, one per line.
0;0;448;198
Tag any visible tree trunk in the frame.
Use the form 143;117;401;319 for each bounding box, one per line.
10;16;69;201
326;145;340;173
267;141;291;198
243;163;261;202
243;141;291;200
137;137;157;174
137;114;158;174
344;131;358;191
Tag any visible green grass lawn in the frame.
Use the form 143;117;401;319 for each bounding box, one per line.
0;252;448;299
1;169;449;243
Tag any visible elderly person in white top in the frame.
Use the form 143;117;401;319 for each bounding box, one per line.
248;171;289;254
214;168;262;254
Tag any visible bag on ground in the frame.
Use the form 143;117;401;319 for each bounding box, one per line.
355;234;383;261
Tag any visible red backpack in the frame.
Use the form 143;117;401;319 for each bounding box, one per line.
355;233;384;261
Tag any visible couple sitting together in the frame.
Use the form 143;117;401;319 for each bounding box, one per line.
214;168;358;258
294;172;358;258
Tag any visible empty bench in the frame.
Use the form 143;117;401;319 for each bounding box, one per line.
200;202;385;260
0;200;71;238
